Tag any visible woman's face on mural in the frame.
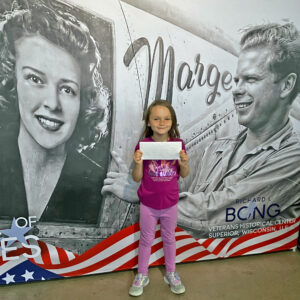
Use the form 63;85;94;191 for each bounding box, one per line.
15;35;81;150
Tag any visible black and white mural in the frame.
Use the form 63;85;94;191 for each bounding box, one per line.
0;0;299;285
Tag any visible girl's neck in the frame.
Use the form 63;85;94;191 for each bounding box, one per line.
151;133;170;142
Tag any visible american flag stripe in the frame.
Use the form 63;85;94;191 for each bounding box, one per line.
36;240;52;265
112;232;194;271
149;249;165;266
65;250;76;261
154;236;200;263
35;218;300;276
56;246;76;263
46;232;147;275
181;249;214;262
215;239;236;257
226;222;296;253
233;228;299;256
41;224;142;271
39;226;174;273
63;241;140;276
88;247;139;274
48;232;185;275
98;231;205;272
1;217;299;282
263;239;298;253
176;240;209;259
226;221;299;257
210;238;232;255
46;243;60;265
176;244;215;261
199;238;232;256
50;228;182;276
30;239;44;264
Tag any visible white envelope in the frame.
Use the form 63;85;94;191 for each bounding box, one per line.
140;141;182;160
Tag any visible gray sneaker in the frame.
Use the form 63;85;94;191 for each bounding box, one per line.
129;273;149;297
164;272;185;294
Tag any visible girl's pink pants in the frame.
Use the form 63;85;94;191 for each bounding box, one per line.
138;203;178;275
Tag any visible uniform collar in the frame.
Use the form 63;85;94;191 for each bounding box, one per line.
216;119;293;154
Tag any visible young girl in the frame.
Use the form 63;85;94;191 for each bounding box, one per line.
129;100;189;296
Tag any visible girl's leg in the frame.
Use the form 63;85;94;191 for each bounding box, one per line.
138;203;159;275
160;204;178;273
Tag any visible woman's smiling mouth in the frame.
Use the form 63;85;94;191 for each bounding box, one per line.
36;115;63;131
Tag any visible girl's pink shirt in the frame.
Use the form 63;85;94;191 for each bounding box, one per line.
135;137;186;209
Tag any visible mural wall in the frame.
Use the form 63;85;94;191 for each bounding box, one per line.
0;0;299;284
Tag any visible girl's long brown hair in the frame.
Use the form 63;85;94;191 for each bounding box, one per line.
142;100;180;138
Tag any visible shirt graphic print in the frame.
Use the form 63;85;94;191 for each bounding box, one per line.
147;160;177;182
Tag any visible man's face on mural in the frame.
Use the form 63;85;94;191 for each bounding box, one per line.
232;47;283;133
15;35;81;151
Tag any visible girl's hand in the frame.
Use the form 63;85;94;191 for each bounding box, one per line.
179;150;188;166
179;150;189;178
133;150;143;165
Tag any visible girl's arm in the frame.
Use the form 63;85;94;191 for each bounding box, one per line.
179;150;190;178
132;150;143;182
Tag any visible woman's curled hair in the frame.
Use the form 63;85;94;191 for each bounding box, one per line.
0;0;110;150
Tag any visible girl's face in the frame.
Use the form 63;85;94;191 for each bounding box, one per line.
148;105;172;140
15;35;81;151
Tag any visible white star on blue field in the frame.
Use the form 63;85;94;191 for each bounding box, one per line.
0;260;62;284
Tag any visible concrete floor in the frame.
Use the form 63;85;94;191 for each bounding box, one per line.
1;249;299;300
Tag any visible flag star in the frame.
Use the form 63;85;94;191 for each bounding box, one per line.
2;273;15;284
41;277;46;280
21;270;34;282
0;218;32;247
